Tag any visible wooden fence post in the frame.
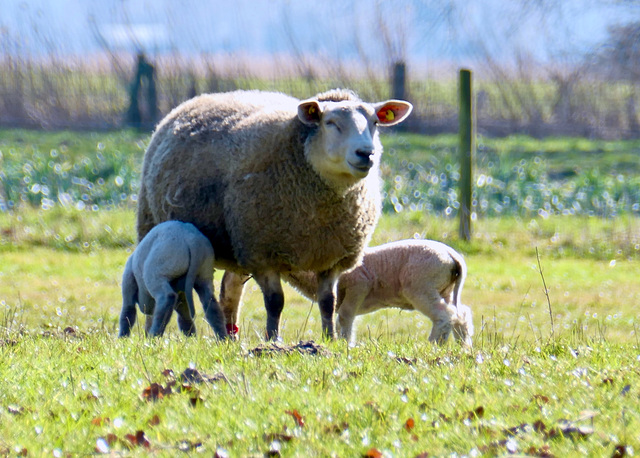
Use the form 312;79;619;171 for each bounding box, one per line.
126;53;158;129
392;61;406;101
458;69;474;241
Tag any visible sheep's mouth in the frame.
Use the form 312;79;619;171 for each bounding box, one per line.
347;160;373;176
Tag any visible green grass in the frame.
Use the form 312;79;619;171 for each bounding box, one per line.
0;129;639;455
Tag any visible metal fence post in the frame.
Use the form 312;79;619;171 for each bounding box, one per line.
459;69;474;241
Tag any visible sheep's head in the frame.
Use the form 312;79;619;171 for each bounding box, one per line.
298;93;412;188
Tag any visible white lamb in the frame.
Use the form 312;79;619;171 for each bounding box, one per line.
221;239;473;346
119;220;227;338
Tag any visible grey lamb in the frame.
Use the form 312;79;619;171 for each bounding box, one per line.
119;220;227;338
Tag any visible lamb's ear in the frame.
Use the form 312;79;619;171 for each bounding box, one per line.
298;100;322;125
374;100;413;127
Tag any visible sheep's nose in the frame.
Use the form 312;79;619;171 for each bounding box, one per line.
355;148;374;160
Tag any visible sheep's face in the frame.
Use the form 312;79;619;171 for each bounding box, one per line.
298;98;412;187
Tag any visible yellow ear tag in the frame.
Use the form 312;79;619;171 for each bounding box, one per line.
386;109;395;121
309;106;316;114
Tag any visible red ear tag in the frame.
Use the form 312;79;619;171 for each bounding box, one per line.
226;323;239;335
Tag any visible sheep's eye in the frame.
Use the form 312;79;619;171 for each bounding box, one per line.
326;120;341;132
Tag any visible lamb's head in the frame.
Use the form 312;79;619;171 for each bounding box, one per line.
298;89;412;188
451;303;474;348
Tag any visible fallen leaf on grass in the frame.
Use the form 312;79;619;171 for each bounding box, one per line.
147;414;160;426
461;406;484;421
395;356;416;365
124;430;151;449
404;417;415;431
323;422;349;434
285;409;305;427
263;432;294;443
181;368;226;384
249;340;331;357
362;448;383;458
7;405;24;415
141;382;172;401
95;434;122;454
532;394;550;404
189;393;203;407
525;444;555;457
91;416;110;426
161;369;174;377
177;440;204;452
613;444;632;457
553;419;594;439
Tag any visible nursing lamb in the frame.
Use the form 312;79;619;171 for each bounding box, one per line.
119;220;227;338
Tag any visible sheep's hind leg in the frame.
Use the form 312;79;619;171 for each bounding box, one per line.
317;270;340;340
254;272;284;341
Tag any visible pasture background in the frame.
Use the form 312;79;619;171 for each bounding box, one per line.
0;129;639;455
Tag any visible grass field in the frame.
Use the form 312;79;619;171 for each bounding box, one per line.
0;130;639;455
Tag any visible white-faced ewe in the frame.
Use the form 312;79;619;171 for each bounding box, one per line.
119;220;227;338
221;239;473;346
137;89;412;339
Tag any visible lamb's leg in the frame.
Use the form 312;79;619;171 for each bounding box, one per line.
406;289;455;345
195;279;228;340
220;271;249;338
317;269;340;340
336;285;368;343
145;276;178;337
176;293;196;337
119;261;138;337
254;271;284;340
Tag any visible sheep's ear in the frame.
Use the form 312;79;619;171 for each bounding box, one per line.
374;100;413;126
298;100;322;125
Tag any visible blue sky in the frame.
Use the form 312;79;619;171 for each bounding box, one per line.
0;0;636;65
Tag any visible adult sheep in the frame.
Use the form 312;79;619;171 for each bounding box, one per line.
137;89;412;339
222;239;474;347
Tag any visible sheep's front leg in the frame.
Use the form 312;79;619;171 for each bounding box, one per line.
254;271;284;340
317;269;340;340
220;271;249;338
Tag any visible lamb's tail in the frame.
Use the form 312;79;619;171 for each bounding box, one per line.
450;253;467;310
182;243;199;318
